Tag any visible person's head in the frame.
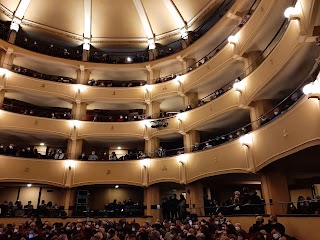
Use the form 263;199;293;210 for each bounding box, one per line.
234;223;241;232
269;215;278;224
255;216;264;225
28;201;32;205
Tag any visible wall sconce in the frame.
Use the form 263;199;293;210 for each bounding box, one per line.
233;80;245;92
0;68;8;76
240;134;252;146
284;6;300;20
180;28;189;40
143;84;152;92
65;160;76;170
141;120;152;127
177;154;188;164
141;158;150;168
176;112;186;121
74;84;85;93
228;35;238;45
176;75;184;85
303;81;320;99
70;120;81;129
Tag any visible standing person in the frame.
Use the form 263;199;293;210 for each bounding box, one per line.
179;194;187;220
161;198;169;220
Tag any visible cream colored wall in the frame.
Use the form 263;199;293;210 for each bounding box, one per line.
19;187;40;207
289;188;313;206
88;187;144;209
0;187;19;203
40;188;65;206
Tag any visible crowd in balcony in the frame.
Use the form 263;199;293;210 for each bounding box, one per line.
0;200;65;217
2;100;72;120
78;150;147;161
0;144;66;160
14;34;83;60
87;80;145;87
12;65;75;84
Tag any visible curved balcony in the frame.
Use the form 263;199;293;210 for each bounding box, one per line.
0;0;273;76
0;16;311;143
0;97;318;187
0;110;71;138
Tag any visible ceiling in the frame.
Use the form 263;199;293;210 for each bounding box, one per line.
0;0;229;49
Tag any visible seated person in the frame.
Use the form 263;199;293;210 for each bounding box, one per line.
156;146;166;158
265;215;285;236
78;153;88;160
192;142;201;152
109;152;118;160
249;216;267;234
88;151;99;161
203;142;213;150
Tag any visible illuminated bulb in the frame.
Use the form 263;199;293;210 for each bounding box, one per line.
40;143;45;146
141;158;150;168
148;39;156;50
115;185;119;189
302;83;313;95
284;7;300;19
70;120;81;128
65;160;76;169
177;154;188;163
127;57;132;62
143;84;152;92
228;35;238;44
117;146;121;150
240;134;252;146
0;68;8;76
177;112;186;121
27;184;32;188
233;81;245;92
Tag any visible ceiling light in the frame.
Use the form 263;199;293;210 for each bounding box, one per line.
115;185;119;189
27;184;32;188
148;39;156;50
117;146;121;150
40;143;45;146
127;57;132;62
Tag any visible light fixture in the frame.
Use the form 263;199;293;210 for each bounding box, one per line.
74;84;85;93
176;112;186;121
284;6;300;20
83;38;91;51
70;120;81;129
302;83;314;95
0;68;8;76
240;134;252;146
228;35;238;44
117;146;121;150
115;185;119;189
177;154;187;164
27;183;32;188
141;158;150;168
233;80;245;92
148;39;156;50
176;75;183;84
127;57;132;62
65;160;75;170
10;18;21;32
40;143;45;146
180;28;188;40
141;120;152;127
143;84;152;92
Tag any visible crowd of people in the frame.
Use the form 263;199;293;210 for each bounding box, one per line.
0;144;66;160
12;65;75;84
15;35;82;60
87;80;145;88
0;213;297;240
0;200;65;217
78;151;147;161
